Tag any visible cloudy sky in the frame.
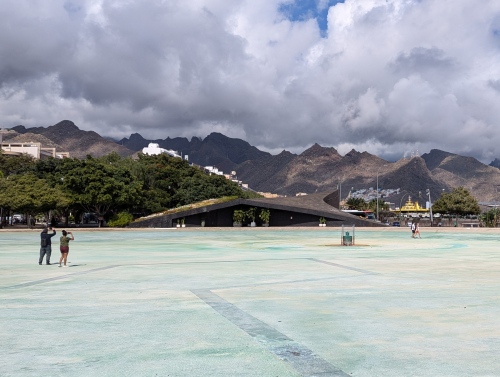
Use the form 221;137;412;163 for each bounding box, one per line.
1;0;500;162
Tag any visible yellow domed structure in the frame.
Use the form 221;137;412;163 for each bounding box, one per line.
392;196;429;213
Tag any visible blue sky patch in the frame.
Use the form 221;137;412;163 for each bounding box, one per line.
279;0;345;35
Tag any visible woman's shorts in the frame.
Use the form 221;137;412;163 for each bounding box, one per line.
60;246;69;253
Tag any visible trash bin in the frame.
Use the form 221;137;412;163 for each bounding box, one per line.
342;232;353;246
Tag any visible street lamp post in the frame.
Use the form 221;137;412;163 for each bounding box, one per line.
338;181;342;209
426;189;433;227
399;193;409;210
376;165;387;221
338;176;345;209
398;192;409;223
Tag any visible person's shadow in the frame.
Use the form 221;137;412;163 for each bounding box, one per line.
56;264;87;267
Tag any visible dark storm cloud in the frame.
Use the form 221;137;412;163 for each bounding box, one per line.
489;79;500;92
390;47;455;74
1;0;500;162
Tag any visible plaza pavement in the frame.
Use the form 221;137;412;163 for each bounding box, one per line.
1;227;499;377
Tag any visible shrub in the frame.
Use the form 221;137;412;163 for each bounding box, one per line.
259;209;270;224
108;212;134;227
246;207;256;222
233;209;245;223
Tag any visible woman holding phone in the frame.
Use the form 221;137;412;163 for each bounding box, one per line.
59;230;74;267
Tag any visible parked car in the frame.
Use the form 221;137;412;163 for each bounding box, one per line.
12;214;26;224
392;221;400;227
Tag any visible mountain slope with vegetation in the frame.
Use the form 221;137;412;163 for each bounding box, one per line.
5;121;500;203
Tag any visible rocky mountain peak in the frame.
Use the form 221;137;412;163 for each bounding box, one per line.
300;143;341;159
277;150;295;158
421;149;455;171
490;158;500;169
11;125;28;134
8;133;63;149
51;120;80;132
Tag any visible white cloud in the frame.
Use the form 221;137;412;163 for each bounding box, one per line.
1;0;500;162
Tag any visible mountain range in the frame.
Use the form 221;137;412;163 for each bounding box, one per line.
5;120;500;204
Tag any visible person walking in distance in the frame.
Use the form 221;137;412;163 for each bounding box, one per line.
39;227;57;265
59;230;74;267
415;223;422;238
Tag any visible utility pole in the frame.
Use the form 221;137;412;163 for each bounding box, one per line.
338;181;342;209
338;175;345;210
426;189;433;227
376;165;387;221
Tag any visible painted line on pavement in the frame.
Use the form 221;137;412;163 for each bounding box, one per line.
308;258;379;275
5;265;120;289
192;289;350;377
5;258;375;290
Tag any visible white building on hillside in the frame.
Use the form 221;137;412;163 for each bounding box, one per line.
142;143;182;158
1;141;69;159
204;166;223;175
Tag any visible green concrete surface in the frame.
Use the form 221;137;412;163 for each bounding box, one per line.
1;228;499;376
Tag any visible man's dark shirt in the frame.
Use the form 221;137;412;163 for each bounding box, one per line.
40;230;57;246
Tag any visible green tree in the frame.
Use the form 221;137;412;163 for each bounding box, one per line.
480;208;499;227
173;173;245;205
60;156;142;224
432;187;481;221
0;174;71;227
33;157;81;225
367;198;390;221
130;153;188;211
345;197;368;210
107;212;134;227
132;153;257;212
368;198;389;212
0;153;35;177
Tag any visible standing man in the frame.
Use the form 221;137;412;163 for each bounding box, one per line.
39;227;56;265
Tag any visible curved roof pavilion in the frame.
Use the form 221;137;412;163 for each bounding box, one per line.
130;191;386;228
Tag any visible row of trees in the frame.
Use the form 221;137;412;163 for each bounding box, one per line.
0;151;259;227
345;197;389;212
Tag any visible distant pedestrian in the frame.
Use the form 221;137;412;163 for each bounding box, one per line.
415;223;421;238
59;230;74;267
39;227;57;265
411;222;416;238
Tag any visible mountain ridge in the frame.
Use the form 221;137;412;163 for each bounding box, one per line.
5;121;500;202
11;120;134;158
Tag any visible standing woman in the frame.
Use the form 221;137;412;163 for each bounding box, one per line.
415;222;422;238
59;230;74;267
